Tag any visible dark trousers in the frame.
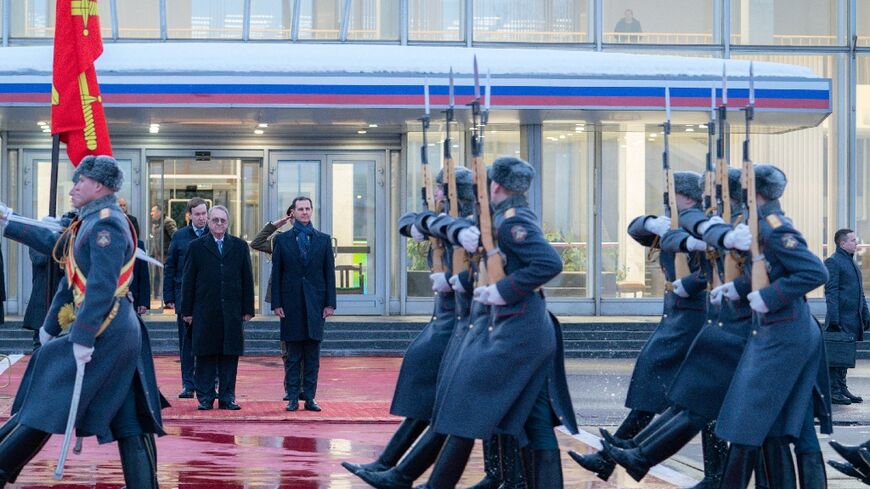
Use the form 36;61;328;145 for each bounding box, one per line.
195;354;239;404
525;383;558;450
830;366;849;394
177;315;195;390
284;340;321;400
110;380;145;440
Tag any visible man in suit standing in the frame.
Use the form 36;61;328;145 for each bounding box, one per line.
117;197;140;239
825;228;870;405
150;203;176;301
182;205;254;411
272;196;337;412
164;197;209;399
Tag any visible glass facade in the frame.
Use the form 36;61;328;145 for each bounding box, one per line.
409;0;464;42
731;0;841;46
474;0;588;43
603;1;713;44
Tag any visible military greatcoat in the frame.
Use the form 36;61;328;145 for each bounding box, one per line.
622;212;707;414
431;195;562;441
4;194;165;443
714;200;828;446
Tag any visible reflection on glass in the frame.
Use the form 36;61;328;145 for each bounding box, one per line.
474;0;588;43
332;160;376;294
297;0;340;40
10;0;111;38
277;160;320;228
34;158;133;217
853;57;870;288
167;0;244;39
346;0;399;40
860;0;870;46
117;0;161;38
409;0;464;41
731;0;841;46
542;127;590;298
601;126;705;298
249;0;294;39
603;1;712;44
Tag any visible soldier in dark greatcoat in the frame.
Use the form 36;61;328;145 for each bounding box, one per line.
0;155;166;488
570;171;710;482
343;167;474;486
713;164;829;488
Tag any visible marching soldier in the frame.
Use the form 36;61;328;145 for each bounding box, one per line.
344;167;475;487
570;171;710;482
0;155;165;487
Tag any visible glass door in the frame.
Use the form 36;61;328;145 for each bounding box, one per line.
270;151;387;315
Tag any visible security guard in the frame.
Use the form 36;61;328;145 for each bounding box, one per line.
0;155;165;488
421;156;570;488
712;164;828;488
344;167;475;488
570;171;710;482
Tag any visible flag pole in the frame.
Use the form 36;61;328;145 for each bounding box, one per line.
45;133;61;316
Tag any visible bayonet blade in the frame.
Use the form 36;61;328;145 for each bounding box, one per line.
485;70;491;111
665;86;671;123
424;77;430;116
473;55;480;102
448;68;455;109
722;62;728;106
748;62;755;106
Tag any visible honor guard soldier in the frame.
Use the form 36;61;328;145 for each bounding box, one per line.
418;156;573;489
711;164;828;488
345;167;476;488
571;171;711;482
0;155;166;488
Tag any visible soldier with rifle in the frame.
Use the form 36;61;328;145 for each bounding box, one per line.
0;155;165;488
570;88;711;483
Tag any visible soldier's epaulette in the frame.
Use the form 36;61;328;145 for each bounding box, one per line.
100;208;111;220
765;214;784;229
504;208;516;219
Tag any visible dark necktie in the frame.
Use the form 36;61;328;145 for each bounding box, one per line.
297;231;310;260
217;239;223;255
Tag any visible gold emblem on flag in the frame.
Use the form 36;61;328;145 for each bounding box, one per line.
78;72;100;150
71;0;99;36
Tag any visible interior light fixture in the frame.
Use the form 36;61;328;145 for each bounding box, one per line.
254;129;265;135
357;130;367;134
368;124;378;128
149;126;159;134
258;123;268;128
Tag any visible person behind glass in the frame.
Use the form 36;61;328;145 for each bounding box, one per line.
614;8;642;42
150;203;176;302
182;205;255;411
249;203;296;401
272;196;337;412
117;197;139;240
164;197;209;399
824;228;870;405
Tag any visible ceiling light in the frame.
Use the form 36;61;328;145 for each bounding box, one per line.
149;126;159;134
42;128;51;133
685;128;695;132
254;129;264;135
559;135;566;139
368;124;378;128
357;130;367;134
258;123;268;128
37;121;47;126
699;124;707;129
649;133;657;137
149;123;159;128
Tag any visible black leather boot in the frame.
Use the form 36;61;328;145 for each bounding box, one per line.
0;423;51;485
0;415;18;446
688;420;727;489
342;418;429;475
604;410;704;482
416;436;474;489
118;434;159;489
830;440;870;468
796;451;827;489
357;430;447;489
755;447;770;489
499;436;528;489
720;444;759;489
827;460;870;483
567;449;614;481
602;407;679;450
596;409;655;450
466;435;502;489
532;449;562;489
761;437;797;489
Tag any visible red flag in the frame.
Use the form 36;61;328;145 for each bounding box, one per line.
51;0;112;167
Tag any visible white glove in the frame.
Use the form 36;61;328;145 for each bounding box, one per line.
410;224;426;243
0;202;11;221
672;280;689;298
430;273;451;293
747;291;769;313
723;223;752;251
685;236;707;252
449;275;466;293
458;226;481;254
644;216;671;237
710;281;739;305
38;326;55;346
697;216;724;235
474;284;506;306
73;343;95;365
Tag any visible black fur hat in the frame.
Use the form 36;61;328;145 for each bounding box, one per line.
490;156;535;194
727;167;743;203
754;164;787;200
72;155;124;192
673;171;703;202
436;166;475;216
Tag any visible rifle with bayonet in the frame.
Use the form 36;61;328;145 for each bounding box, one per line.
742;63;770;291
420;79;445;274
718;65;743;282
663;87;692;280
443;68;469;276
469;57;504;285
704;87;723;288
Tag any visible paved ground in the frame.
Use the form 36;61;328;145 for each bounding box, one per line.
2;354;870;487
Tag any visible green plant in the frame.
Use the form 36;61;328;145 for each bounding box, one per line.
543;230;587;272
406;239;431;271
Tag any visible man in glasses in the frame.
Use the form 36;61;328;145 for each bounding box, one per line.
182;205;255;411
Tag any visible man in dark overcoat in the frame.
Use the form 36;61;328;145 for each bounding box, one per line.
130;239;151;315
824;227;870;404
571;171;710;482
182;204;254;411
164;197;209;398
272;196;337;412
0;155;166;487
